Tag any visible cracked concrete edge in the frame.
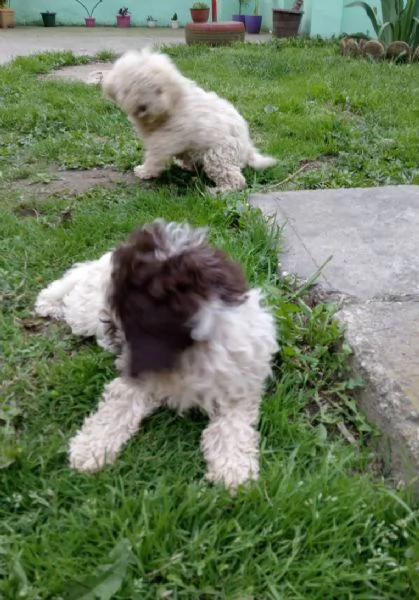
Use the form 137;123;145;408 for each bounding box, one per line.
336;308;419;489
276;268;419;487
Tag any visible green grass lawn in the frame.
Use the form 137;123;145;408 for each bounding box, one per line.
1;40;419;599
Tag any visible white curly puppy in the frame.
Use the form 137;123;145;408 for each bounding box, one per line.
102;49;277;194
35;221;278;490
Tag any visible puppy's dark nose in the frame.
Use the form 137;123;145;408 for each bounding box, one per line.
137;104;147;115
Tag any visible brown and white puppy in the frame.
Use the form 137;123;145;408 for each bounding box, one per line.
35;220;278;490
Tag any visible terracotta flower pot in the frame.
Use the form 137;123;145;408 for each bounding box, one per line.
85;17;96;27
190;8;210;23
272;9;303;38
1;8;16;28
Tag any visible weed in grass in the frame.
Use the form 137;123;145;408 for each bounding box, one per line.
1;41;419;599
95;50;118;62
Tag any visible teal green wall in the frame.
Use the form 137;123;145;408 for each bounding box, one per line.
12;0;376;37
12;0;219;26
310;0;343;37
341;0;380;37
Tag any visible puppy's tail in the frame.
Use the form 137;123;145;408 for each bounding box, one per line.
247;148;277;170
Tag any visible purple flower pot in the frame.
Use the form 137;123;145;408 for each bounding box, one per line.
245;14;262;34
232;14;246;25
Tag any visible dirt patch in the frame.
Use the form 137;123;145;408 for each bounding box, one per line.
261;155;338;193
40;62;113;85
19;317;49;333
16;207;41;218
17;168;137;197
299;155;337;170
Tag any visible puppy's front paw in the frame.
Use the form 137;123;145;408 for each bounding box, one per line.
69;431;116;473
134;164;157;180
34;292;64;319
206;460;259;492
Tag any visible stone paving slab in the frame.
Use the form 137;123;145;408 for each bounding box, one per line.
0;27;186;64
250;185;419;485
0;27;271;65
250;185;419;301
337;302;419;481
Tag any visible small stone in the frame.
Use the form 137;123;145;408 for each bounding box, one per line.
361;40;385;61
408;411;419;422
340;37;360;57
386;41;411;63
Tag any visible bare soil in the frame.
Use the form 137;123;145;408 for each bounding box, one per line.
16;168;137;196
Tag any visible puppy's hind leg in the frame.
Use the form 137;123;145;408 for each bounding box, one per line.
173;154;195;172
69;376;161;473
202;149;246;194
34;261;93;320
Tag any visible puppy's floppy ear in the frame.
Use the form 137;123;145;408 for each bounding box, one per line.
160;79;182;111
154;53;185;110
139;46;152;59
109;230;195;377
102;72;117;102
109;227;249;377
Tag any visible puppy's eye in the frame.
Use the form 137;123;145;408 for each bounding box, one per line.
156;87;162;95
137;104;147;115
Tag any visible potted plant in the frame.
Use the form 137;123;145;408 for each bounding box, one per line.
0;0;16;29
40;10;56;26
117;7;130;27
232;0;249;25
74;0;103;27
171;12;179;28
272;0;304;38
346;0;419;52
245;0;262;34
147;15;157;27
190;2;210;23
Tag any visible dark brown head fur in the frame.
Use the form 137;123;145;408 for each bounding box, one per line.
108;224;249;377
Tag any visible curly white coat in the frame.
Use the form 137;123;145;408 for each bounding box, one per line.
102;49;277;194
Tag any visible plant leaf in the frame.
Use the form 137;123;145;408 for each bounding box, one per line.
9;554;30;597
378;21;392;45
382;0;396;24
64;539;135;600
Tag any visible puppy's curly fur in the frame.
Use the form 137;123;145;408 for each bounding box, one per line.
35;220;278;490
102;49;277;194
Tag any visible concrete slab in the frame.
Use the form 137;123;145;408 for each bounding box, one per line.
0;27;186;64
250;185;419;485
337;302;419;481
251;185;419;301
0;26;271;65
